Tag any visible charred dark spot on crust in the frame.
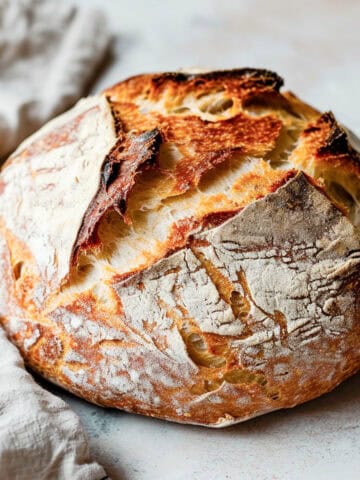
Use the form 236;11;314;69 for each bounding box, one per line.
72;128;162;262
117;198;127;214
303;125;321;135
102;161;121;190
317;112;351;156
302;112;360;170
320;126;348;156
149;68;284;92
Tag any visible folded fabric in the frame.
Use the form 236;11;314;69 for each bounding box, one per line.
0;0;111;477
0;326;108;480
0;0;110;158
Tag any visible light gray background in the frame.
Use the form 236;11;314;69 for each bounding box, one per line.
50;1;360;478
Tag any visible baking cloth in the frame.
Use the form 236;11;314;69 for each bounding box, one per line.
0;328;108;479
0;0;109;158
0;0;110;478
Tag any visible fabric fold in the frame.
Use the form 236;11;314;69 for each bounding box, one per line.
0;0;110;158
0;327;107;480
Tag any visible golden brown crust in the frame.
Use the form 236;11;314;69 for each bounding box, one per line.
0;69;359;427
105;69;288;201
105;68;284;104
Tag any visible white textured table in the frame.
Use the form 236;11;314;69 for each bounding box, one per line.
53;1;360;478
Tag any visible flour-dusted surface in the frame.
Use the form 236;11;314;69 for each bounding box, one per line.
8;0;360;478
2;71;359;427
0;96;116;293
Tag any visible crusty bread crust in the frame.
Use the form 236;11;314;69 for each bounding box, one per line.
0;69;359;426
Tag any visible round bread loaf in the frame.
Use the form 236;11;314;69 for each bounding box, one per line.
0;69;359;427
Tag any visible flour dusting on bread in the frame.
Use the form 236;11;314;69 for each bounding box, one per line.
0;69;359;426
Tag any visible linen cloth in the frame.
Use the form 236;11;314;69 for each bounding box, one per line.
0;0;109;158
0;327;108;479
0;0;110;478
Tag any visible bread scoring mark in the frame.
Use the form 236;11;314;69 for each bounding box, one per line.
64;70;320;284
59;85;359;341
68;159;296;297
2;70;359;308
73;128;162;259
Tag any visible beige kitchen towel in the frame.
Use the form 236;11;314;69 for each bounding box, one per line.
0;0;110;158
0;0;110;478
0;326;108;480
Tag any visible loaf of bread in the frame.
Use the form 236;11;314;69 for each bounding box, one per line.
0;69;359;427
